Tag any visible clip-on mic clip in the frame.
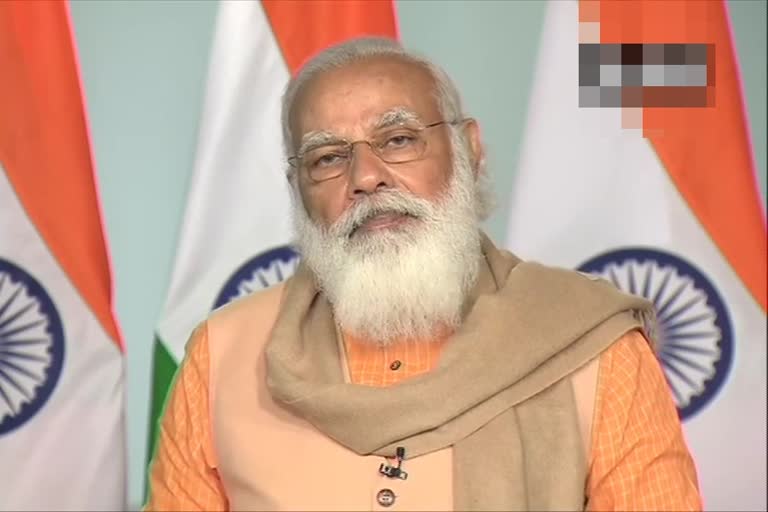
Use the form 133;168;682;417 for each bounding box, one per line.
379;446;408;480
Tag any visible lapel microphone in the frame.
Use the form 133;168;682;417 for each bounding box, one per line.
379;446;408;480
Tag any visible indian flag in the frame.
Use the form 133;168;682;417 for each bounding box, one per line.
0;1;126;509
506;0;766;509
146;0;398;476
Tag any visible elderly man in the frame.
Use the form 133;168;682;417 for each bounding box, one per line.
146;37;701;511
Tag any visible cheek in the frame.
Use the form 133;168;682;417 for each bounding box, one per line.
300;183;348;226
400;159;453;200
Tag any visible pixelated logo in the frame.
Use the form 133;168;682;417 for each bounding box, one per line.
578;43;714;109
578;248;732;420
0;258;65;435
213;246;300;310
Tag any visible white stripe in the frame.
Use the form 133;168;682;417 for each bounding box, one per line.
0;167;126;511
506;2;766;509
158;0;294;360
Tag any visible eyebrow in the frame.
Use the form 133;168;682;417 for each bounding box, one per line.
297;131;344;156
295;108;424;156
374;107;422;130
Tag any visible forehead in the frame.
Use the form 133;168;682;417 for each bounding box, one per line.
291;56;440;140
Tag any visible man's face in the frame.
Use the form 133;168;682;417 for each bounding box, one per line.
288;55;485;343
290;56;457;229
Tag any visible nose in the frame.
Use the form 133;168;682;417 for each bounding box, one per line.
348;142;393;197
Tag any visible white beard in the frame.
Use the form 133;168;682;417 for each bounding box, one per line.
292;133;484;345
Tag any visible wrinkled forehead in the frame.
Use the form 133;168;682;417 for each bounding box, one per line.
298;107;424;151
289;56;441;148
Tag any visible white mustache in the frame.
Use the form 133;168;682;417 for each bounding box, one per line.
329;190;435;239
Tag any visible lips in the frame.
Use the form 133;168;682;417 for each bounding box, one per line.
351;211;413;236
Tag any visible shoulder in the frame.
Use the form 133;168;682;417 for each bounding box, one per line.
521;260;644;302
571;329;654;463
506;258;651;311
207;281;287;331
594;329;658;411
200;281;288;366
592;328;669;446
599;329;659;388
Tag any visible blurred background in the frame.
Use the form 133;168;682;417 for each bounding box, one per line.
0;1;764;510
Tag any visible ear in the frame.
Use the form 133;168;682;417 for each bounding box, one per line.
462;119;485;177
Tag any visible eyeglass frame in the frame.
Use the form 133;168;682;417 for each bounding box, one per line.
287;118;468;183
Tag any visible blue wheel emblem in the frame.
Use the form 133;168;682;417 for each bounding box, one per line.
0;258;65;435
578;248;732;420
213;246;300;309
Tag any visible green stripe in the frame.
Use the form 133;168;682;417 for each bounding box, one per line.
144;336;179;502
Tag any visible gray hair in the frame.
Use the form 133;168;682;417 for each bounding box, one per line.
281;36;465;159
280;36;493;219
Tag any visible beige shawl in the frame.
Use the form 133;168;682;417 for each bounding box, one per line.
265;235;654;510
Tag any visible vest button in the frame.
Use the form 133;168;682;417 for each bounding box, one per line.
389;360;402;371
376;488;396;507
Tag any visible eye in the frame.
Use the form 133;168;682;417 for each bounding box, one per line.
311;152;346;168
383;133;418;149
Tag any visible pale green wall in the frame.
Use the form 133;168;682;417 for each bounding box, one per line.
69;2;217;508
729;0;767;194
397;0;548;239
68;1;766;508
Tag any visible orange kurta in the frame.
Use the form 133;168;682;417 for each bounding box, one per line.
146;330;701;511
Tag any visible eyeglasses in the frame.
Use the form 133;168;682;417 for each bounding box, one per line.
287;119;463;183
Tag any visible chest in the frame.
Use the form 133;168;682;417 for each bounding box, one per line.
212;350;455;511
